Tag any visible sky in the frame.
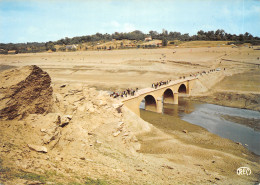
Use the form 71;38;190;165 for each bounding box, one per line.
0;0;260;43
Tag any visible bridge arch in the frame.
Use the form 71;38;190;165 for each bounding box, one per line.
163;88;174;104
143;95;157;112
178;84;187;94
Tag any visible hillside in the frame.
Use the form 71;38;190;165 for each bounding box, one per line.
1;29;259;54
178;41;230;47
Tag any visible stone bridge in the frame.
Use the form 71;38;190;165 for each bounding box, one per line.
122;77;198;116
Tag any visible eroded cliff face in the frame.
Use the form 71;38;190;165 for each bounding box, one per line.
0;65;53;120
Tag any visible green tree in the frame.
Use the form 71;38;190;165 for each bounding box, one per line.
239;34;244;42
45;41;55;51
162;37;168;46
58;46;66;51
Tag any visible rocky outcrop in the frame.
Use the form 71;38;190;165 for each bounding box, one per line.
28;144;48;153
0;65;53;120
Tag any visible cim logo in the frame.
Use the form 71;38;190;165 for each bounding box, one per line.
237;167;251;176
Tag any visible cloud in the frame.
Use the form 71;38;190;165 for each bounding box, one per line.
251;6;260;13
104;21;136;33
27;26;39;34
122;23;135;32
110;20;120;28
222;6;231;16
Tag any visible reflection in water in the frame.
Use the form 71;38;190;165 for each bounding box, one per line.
141;98;260;155
163;99;196;115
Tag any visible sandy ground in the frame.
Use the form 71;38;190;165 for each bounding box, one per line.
0;46;260;184
1;46;259;111
1;46;259;91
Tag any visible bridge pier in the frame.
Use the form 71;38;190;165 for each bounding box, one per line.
173;92;178;104
163;98;174;104
157;98;163;113
163;92;179;105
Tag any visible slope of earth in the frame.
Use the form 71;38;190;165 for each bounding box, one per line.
191;67;260;111
0;66;259;184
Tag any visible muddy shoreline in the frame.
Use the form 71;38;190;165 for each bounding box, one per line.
185;92;260;131
139;109;260;183
140;109;258;157
221;114;260;131
189;92;260;112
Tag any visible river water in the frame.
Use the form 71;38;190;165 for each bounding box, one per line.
140;98;260;155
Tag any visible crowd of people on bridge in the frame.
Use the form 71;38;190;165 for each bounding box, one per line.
110;67;225;99
151;79;171;89
180;68;224;79
110;88;139;98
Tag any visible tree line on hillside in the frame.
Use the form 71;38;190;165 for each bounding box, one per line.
0;29;259;54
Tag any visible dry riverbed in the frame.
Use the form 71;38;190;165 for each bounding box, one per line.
0;46;260;184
